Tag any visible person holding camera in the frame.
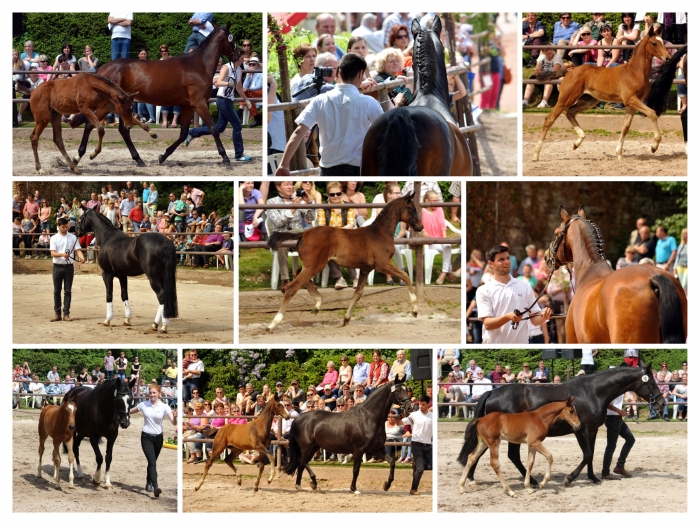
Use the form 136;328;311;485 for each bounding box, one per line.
276;53;382;177
50;217;85;322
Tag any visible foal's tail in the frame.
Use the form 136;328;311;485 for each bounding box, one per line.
644;46;687;116
378;108;419;178
282;432;301;476
651;273;685;343
457;417;481;466
268;231;303;251
163;242;179;319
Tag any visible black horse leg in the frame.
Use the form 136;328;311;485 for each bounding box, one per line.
101;272;115;326
350;449;364;494
295;445;318;490
507;442;539;488
103;434;116;488
586;429;601;483
75;121;94;165
117;119;146;167
73;434;85;479
565;426;600;486
158;107;194;165
145;271;167;332
383;447;396;491
88;434;104;486
117;275;133;326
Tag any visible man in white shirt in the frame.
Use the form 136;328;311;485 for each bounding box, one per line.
275;53;383;177
466;371;492;404
50;217;85;322
476;245;552;344
402;395;432;495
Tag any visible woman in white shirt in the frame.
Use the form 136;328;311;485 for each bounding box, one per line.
129;384;177;497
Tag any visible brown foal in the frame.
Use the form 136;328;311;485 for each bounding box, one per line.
38;392;78;489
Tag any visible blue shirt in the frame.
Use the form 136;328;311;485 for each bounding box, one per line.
243;71;263;91
553;21;580;42
353;361;370;384
655;236;677;263
191;13;213;32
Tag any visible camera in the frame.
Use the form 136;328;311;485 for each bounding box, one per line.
295;188;307;198
314;66;334;79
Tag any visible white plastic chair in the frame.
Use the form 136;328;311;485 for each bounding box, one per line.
265;216;299;290
424;221;462;284
267;152;284;175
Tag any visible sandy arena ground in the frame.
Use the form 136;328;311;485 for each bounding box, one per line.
438;421;687;512
475;112;518;176
13;410;177;512
238;285;462;344
522;113;686;176
13;260;232;344
12;127;263;176
183;461;432;512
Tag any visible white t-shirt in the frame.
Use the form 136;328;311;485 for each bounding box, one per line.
401;409;432;444
618;23;640;41
606;394;624;416
187;360;204;373
537;52;564;72
581;349;595;365
476;276;542;344
109;13;133;40
217;64;241;101
624;349;639;357
138;400;172;435
49;231;82;265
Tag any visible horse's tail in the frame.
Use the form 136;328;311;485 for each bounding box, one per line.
378;109;419;178
163;242;179;319
457;417;481;466
536;69;569;82
268;231;303;251
651;273;685;343
282;431;301;475
69;113;88;129
644;46;687;116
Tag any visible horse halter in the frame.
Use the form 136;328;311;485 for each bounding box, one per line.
637;372;660;407
390;384;412;415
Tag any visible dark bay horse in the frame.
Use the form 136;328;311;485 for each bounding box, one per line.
283;376;413;494
360;16;472;176
71;23;240;167
72;378;135;488
28;74;138;174
194;393;290;492
38;388;79;489
546;205;686;343
458;361;664;488
265;192;423;332
533;25;672;161
77;206;178;333
459;397;580;496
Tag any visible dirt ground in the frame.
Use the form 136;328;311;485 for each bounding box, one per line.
238;285;462;344
12;127;263;176
13;411;177;512
438;421;687;512
183;462;432;512
475;112;518;176
522;113;687;176
13;260;233;344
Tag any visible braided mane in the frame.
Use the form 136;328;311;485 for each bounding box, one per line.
579;218;607;262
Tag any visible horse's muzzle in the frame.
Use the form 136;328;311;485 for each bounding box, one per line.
119;416;130;429
69;424;75;431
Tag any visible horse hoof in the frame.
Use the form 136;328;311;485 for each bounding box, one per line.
71;166;82;174
150;133;158;139
527;489;535;495
222;158;231;166
266;326;274;333
137;159;147;167
102;320;111;327
651;145;658;154
383;481;390;491
123;318;132;326
353;490;361;495
105;483;112;490
92;479;100;486
158;155;165;165
89;154;97;160
237;477;242;486
564;478;571;487
150;323;158;332
294;484;301;491
72;157;80;165
509;492;517;498
412;311;418;318
312;308;319;314
342;318;350;327
159;326;168;334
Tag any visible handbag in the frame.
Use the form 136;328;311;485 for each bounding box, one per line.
503;65;512;84
244;221;262;241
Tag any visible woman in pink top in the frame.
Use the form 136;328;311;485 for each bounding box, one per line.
227;404;247;425
421;191;455;284
317;361;339;392
38;200;52;231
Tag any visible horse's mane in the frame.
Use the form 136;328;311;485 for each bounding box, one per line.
372;193;412;232
413;24;450;105
86;378;119;400
573;217;606;263
91;73;131;99
83;207;121;234
354;380;395;413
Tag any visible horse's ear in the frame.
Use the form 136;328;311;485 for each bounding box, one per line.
559;204;570;222
577;205;586;220
411;18;421;38
273;392;280;401
128;377;137;389
127;91;140;99
404;191;415;201
567;396;575;405
432;15;442;37
80;204;88;211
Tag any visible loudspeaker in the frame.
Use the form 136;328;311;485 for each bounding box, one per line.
542;349;561;360
411;349;432;380
562;349;582;360
13;13;23;37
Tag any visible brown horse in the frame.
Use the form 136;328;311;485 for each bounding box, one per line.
71;23;240;167
546;205;687;343
194;393;290;492
38;390;78;489
360;16;472;176
459;397;580;497
533;25;672;161
29;74;138;174
265;192;423;332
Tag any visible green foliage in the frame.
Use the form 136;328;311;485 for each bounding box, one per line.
651;182;687;241
152;181;234;218
533;13;646;43
12;349;175;382
13;13;263;63
450;349;687;381
200;364;238;401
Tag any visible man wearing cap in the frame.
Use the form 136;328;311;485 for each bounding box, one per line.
241;56;263;126
451;362;465;381
274;381;285;398
286;380;305;408
50;217;85;321
402;395;432;495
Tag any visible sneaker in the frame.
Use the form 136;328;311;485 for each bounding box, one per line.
341;458;348;465
352;278;359;289
234;155;252;162
366;458;376;463
399;280;406;286
34;255;39;259
522;99;529;108
146;118;156;124
17;115;22;122
537;100;549;109
335;277;348;290
613;103;626;110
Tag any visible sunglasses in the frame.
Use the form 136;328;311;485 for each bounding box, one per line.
284;403;292;407
580;33;591;36
243;44;251;47
328;192;342;197
396;34;408;39
307;404;315;407
561;16;571;19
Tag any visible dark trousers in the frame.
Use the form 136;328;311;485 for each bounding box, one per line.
529;334;545;344
602;415;635;475
13;236;21;256
580;364;595;374
410;441;432;491
194;244;219;266
105;371;114;380
141;432;164;488
320;164;360;177
190;97;244;158
183;378;200;402
53;264;74;315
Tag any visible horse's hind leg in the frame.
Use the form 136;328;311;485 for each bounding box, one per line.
565;94;599;151
460;440;488;493
341;270;370;326
524;446;537;494
117;275;133;326
194;436;227;491
50;111;81;174
267;265;319;332
489;441;515;497
377;263;418;319
102;273;115;327
30;119;50;174
304;279;323;314
73;435;85;479
532;100;569;161
145;273;168;333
